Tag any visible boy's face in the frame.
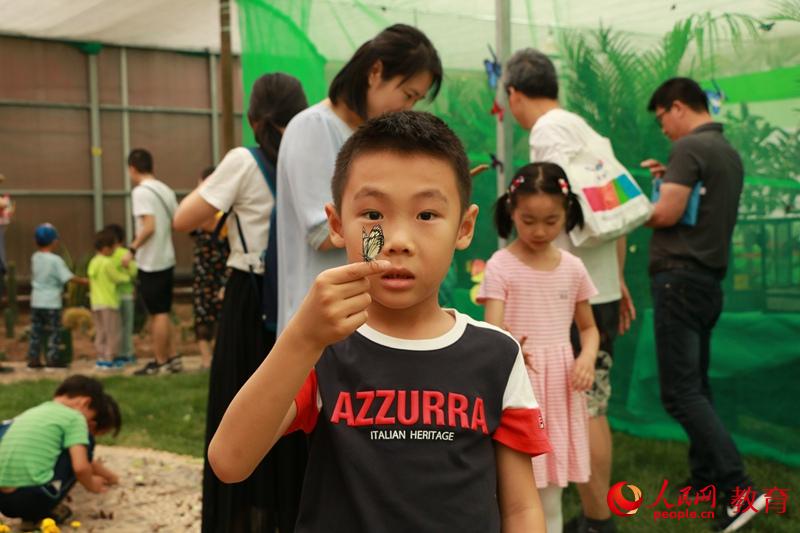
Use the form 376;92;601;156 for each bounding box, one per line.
99;245;113;256
327;151;478;312
71;396;97;425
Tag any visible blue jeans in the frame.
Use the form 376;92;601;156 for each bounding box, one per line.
0;423;94;521
651;269;751;495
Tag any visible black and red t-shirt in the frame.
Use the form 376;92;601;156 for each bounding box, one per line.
287;310;551;532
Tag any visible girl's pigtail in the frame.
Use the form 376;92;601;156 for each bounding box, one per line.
493;192;514;239
565;190;584;232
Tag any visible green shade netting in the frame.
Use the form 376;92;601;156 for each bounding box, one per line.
237;0;800;467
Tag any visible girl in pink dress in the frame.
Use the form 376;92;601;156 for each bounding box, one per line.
478;162;600;532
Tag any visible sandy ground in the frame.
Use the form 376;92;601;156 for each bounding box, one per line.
0;445;203;532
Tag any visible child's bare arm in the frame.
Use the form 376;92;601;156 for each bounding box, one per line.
208;259;391;484
69;276;89;286
572;300;599;391
69;445;107;494
483;299;505;328
92;458;119;485
496;443;545;532
130;214;155;249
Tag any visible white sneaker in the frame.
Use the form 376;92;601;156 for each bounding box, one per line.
717;489;767;532
166;356;183;373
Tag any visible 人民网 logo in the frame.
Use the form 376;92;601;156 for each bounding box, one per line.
607;481;644;517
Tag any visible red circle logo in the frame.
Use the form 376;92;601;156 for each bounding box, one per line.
607;481;644;517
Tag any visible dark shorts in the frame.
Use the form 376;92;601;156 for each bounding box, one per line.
571;300;620;417
138;267;174;315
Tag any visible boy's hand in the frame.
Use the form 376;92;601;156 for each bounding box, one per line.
291;260;392;351
89;475;109;494
121;251;133;268
571;353;595;392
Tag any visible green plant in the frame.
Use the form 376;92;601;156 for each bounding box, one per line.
770;0;800;22
557;13;764;169
60;246;90;309
724;104;800;183
4;261;17;338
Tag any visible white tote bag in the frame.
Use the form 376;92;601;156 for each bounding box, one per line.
565;136;653;247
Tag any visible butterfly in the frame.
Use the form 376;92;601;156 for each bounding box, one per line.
489;153;504;174
705;79;725;115
484;45;502;90
362;224;384;262
484;59;502;90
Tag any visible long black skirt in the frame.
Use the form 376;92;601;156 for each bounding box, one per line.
202;269;307;532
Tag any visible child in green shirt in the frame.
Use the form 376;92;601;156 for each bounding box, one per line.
105;224;138;365
87;229;132;370
0;375;121;525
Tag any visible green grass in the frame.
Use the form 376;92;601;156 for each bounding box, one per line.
0;372;209;457
1;374;797;531
563;432;800;531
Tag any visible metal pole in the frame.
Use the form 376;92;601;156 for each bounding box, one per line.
88;54;104;231
121;47;133;243
209;53;221;163
495;0;513;248
220;0;235;153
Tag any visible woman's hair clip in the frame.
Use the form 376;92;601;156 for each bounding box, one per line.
558;177;569;196
508;175;525;195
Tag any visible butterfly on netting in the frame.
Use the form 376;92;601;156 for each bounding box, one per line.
484;45;502;90
361;224;384;262
705;79;725;115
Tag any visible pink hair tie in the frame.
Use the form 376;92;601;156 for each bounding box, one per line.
558;178;569;196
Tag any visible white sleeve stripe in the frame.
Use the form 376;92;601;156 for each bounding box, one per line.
502;349;539;410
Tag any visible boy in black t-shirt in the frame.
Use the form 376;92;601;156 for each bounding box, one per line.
210;111;551;532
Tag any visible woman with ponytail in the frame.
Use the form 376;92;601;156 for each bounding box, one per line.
275;23;443;333
477;162;600;533
173;73;308;532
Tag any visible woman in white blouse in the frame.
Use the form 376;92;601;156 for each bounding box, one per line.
173;73;308;533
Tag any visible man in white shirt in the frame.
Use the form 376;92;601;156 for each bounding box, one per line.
505;48;636;533
127;149;181;376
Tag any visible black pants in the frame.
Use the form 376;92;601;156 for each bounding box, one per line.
651;269;751;494
0;423;94;521
202;270;306;533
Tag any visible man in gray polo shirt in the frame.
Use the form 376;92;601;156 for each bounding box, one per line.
643;77;763;532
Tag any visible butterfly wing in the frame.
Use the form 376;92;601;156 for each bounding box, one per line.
362;224;384;262
484;59;501;90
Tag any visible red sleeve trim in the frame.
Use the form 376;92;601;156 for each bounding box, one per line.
285;370;319;435
492;407;552;457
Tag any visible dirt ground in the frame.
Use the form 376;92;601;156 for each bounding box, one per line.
0;303;205;532
0;445;203;532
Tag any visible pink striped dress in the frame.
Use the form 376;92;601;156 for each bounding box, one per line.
478;248;597;488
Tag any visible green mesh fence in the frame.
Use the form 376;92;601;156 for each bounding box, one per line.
237;0;800;467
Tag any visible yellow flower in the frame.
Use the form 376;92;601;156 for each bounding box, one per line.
0;523;10;533
41;518;56;528
70;520;82;529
